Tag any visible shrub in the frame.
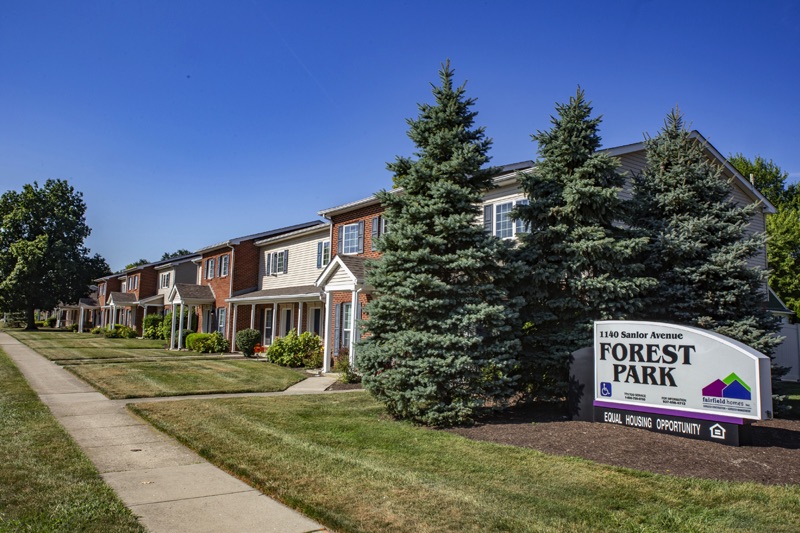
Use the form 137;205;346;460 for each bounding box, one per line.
334;351;361;384
46;316;57;328
103;325;137;339
185;332;228;353
90;327;103;335
236;328;261;357
68;323;79;332
266;331;323;367
35;321;46;328
143;314;164;339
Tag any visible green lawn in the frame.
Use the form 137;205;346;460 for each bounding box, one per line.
0;348;143;532
68;360;305;399
7;329;167;350
131;393;800;533
35;346;210;361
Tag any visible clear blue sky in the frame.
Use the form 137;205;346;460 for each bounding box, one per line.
1;1;798;271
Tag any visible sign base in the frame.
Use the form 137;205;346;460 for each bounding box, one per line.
594;406;752;446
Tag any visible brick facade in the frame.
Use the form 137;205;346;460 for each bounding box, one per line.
331;202;385;261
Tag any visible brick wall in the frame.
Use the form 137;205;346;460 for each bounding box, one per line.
331;203;385;261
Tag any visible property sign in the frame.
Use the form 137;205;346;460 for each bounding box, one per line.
593;321;772;422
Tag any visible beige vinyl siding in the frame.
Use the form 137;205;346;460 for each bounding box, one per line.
616;151;647;201
329;266;354;286
729;171;768;270
259;229;329;290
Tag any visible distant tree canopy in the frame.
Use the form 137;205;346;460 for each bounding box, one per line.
0;179;110;329
123;259;150;270
161;249;191;260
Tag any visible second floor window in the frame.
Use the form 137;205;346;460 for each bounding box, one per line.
205;258;215;279
484;199;531;239
160;272;171;289
128;276;138;291
265;250;288;275
317;241;331;268
219;254;229;277
339;221;364;255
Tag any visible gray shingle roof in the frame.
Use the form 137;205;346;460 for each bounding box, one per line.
108;292;137;305
338;255;367;283
228;285;321;301
173;283;215;301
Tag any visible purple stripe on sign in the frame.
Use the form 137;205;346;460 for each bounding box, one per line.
593;400;746;424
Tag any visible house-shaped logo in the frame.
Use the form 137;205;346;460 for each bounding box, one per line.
702;373;752;400
709;423;726;440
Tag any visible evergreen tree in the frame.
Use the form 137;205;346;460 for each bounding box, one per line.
357;61;521;426
513;88;654;398
630;109;781;356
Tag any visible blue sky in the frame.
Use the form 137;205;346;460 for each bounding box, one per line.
1;1;798;271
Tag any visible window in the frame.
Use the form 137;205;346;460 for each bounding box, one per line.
316;241;331;268
338;221;364;255
263;308;274;344
341;303;352;349
121;281;127;292
206;258;215;279
485;199;530;238
219;254;229;277
266;250;289;275
127;275;138;291
495;202;514;238
216;307;226;336
309;307;322;336
160;272;171;289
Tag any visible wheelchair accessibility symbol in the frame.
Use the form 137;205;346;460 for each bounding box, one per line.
600;382;612;397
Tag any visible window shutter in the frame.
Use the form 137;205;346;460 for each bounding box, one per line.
283;249;289;274
333;303;342;355
316;242;323;268
338;226;344;254
266;253;271;276
357;220;364;254
371;216;380;251
483;205;493;234
272;253;278;275
382;217;388;235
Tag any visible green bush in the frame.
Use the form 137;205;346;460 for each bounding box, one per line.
184;332;230;353
68;323;79;332
103;325;137;339
236;328;261;357
143;314;164;339
90;327;103;335
334;349;361;383
159;309;198;341
46;316;57;328
266;331;323;367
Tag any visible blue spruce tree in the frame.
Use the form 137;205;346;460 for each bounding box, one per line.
357;62;521;426
513;89;655;399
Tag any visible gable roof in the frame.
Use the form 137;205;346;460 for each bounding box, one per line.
168;283;216;304
227;285;321;303
107;292;137;306
603;131;777;214
254;221;329;246
315;255;367;288
196;221;323;254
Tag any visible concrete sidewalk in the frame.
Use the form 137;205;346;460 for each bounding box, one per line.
0;332;329;533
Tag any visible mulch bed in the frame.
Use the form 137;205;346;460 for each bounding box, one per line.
327;382;364;391
447;404;800;485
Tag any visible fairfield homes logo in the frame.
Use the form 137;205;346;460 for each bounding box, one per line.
702;373;752;414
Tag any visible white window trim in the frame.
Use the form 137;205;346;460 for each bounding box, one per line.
206;258;216;279
341;223;362;255
219;255;229;277
485;197;530;239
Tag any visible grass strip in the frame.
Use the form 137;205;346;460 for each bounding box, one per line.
6;329;167;350
67;359;304;398
131;393;800;533
0;348;143;532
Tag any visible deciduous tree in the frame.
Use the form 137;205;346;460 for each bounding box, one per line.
0;180;109;329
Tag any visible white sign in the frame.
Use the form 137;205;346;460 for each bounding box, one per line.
594;321;772;421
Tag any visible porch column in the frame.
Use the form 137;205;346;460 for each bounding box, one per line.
232;304;239;351
250;304;255;329
271;303;277;344
170;307;177;350
78;308;84;333
178;302;185;349
111;305;116;329
322;291;333;372
349;290;358;366
297;301;304;334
